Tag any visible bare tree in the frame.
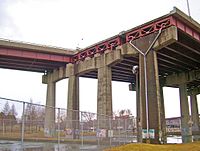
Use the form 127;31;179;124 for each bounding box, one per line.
81;112;95;130
10;104;18;117
3;101;10;116
82;112;95;122
25;99;37;132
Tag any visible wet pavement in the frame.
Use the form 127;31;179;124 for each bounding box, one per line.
0;141;108;151
0;136;182;151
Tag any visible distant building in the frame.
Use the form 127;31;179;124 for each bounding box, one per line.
166;117;181;128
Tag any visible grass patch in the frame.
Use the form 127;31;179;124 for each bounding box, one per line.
104;141;200;151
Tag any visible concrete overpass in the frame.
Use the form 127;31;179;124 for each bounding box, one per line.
0;7;200;143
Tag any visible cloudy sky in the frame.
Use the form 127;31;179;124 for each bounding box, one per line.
0;0;200;118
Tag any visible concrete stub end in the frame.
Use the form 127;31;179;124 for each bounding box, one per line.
119;43;138;56
105;49;123;66
153;26;178;51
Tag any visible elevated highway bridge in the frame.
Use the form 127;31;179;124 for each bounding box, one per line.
0;8;200;144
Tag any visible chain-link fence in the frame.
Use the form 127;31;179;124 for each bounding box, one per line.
1;97;200;150
0;97;137;150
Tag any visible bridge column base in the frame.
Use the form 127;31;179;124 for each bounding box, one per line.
66;64;79;139
97;59;112;130
179;83;192;143
139;50;161;144
190;94;200;141
160;86;167;144
44;73;56;137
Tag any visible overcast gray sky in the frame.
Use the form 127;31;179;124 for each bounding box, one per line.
0;0;200;118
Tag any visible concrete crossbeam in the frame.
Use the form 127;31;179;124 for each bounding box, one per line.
188;87;200;96
119;26;178;57
42;67;66;84
164;69;200;87
75;49;123;75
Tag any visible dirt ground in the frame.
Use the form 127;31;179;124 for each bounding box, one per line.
104;141;200;151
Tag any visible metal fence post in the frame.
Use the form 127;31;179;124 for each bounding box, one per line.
3;119;5;136
21;102;25;145
118;118;120;145
58;108;61;147
81;112;83;147
125;118;127;144
97;114;100;146
109;116;112;147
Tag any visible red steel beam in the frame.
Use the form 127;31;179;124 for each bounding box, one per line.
72;15;200;63
0;48;72;63
0;12;200;67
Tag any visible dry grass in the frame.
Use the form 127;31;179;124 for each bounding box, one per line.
104;142;200;151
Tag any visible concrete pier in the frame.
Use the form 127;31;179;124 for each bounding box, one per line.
160;86;167;144
190;94;200;141
179;84;192;143
44;73;56;137
97;58;112;129
136;70;142;143
134;33;162;144
66;64;80;139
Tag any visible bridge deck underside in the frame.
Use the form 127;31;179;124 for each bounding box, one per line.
0;56;66;72
81;29;200;89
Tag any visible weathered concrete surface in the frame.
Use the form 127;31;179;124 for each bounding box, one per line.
97;55;112;129
76;49;122;75
44;73;56;137
188;87;200;96
164;69;200;87
179;84;192;143
42;67;66;83
132;32;162;144
190;94;200;141
119;26;178;57
66;63;79;139
160;86;167;144
153;26;178;51
139;54;147;136
0;39;75;55
136;72;142;143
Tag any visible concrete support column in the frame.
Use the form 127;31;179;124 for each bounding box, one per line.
139;54;147;133
190;94;200;141
179;84;192;143
139;50;161;144
67;75;79;139
97;65;112;129
160;86;167;144
44;74;56;137
136;72;142;143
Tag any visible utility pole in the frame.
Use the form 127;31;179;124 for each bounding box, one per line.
186;0;191;17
